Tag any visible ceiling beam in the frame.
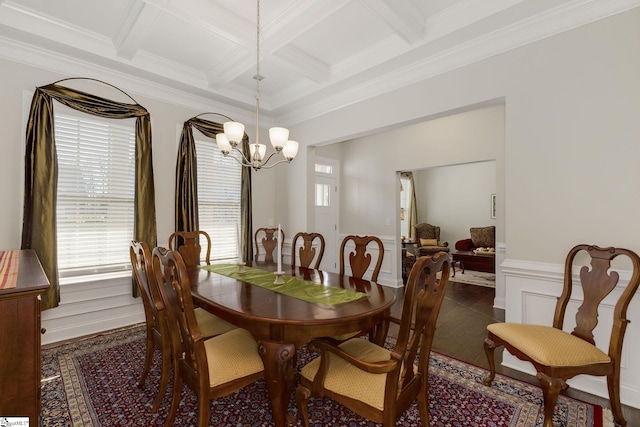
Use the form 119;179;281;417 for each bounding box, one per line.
113;1;161;60
360;0;426;44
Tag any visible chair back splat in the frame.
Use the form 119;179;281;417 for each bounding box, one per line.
168;230;211;267
292;232;325;269
339;234;384;282
254;227;284;264
296;252;451;427
483;244;640;427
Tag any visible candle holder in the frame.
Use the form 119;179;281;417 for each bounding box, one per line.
237;260;246;274
273;271;285;284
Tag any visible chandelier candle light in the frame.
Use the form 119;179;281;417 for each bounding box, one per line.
274;223;284;284
215;0;299;170
236;225;246;273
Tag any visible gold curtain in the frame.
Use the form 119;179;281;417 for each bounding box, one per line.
400;171;418;240
21;82;157;308
176;116;253;262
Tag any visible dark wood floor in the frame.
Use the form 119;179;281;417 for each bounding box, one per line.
386;281;639;426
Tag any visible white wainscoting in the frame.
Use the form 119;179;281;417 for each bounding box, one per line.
41;273;144;346
500;258;640;409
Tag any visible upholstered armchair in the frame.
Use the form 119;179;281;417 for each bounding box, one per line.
413;223;450;256
455;226;495;252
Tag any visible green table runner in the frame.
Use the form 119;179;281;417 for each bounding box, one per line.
200;264;368;307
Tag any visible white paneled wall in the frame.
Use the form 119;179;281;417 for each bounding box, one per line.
41;274;144;345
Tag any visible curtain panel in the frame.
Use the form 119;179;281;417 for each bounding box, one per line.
400;171;418;240
176;117;253;262
21;83;157;309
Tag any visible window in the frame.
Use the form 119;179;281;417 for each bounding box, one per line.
195;139;242;262
315;163;333;174
315;183;330;207
55;112;136;276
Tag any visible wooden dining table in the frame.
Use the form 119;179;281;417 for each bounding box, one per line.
188;262;397;427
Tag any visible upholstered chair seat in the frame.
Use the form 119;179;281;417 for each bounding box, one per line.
204;328;265;387
195;308;236;337
487;323;610;367
300;338;415;411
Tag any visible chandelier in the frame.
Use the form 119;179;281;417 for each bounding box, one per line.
215;0;299;170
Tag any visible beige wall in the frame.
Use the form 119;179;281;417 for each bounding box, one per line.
291;8;640;406
415;161;497;247
290;8;640;265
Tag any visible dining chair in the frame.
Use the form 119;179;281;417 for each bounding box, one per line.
296;252;451;427
151;247;265;427
168;230;211;268
333;234;386;342
339;234;384;282
291;232;325;269
254;226;284;264
483;244;640;427
129;241;236;414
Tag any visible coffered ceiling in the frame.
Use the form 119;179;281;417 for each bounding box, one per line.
0;0;637;125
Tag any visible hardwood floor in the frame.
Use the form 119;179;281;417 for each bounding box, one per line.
386;281;639;426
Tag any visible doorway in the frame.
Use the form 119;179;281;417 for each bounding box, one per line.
314;158;339;272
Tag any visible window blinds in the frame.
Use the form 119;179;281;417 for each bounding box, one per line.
195;139;242;262
55;113;136;275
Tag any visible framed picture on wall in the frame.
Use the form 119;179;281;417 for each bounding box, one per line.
491;194;496;219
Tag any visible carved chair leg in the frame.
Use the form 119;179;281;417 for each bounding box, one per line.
152;345;171;413
607;372;627;427
537;372;567;427
164;363;182;427
137;330;154;388
198;383;210;427
417;385;430;427
482;338;497;386
296;384;311;427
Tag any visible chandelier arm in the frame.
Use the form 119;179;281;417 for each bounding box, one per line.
260;151;280;166
231;146;253;166
260;158;294;170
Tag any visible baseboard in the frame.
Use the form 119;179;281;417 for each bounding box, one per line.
42;312;145;346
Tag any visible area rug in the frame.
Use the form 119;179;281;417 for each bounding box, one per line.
41;324;610;426
450;269;496;288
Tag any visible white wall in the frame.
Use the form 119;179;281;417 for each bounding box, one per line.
290;8;640;407
414;161;497;247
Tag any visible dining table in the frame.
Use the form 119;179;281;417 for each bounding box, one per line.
189;262;397;427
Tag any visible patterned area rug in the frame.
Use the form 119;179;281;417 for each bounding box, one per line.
450;269;496;288
41;324;610;426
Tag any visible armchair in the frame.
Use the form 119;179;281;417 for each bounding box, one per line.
413;223;450;256
455;226;495;252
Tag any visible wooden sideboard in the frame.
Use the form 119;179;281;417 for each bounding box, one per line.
0;250;50;424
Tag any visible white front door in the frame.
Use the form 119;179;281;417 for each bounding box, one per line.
314;160;338;272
